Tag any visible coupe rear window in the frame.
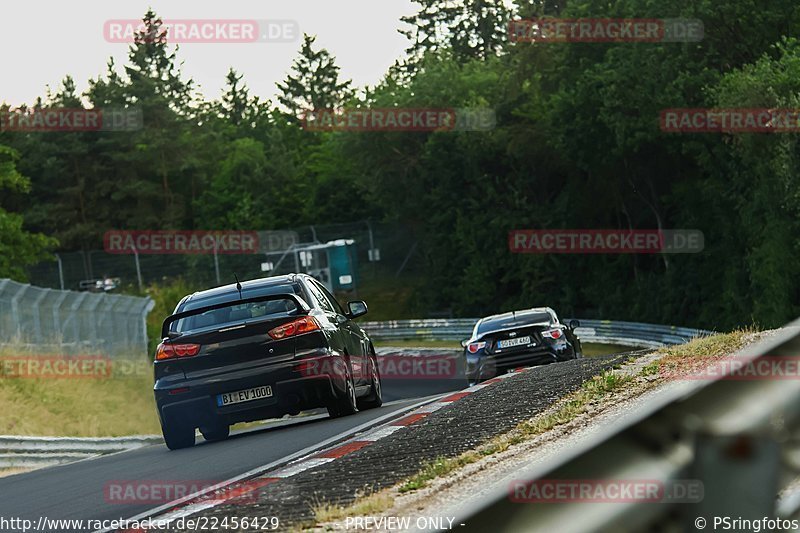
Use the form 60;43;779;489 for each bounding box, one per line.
477;312;552;335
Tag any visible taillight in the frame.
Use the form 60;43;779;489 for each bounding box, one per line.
467;341;487;354
156;342;201;361
542;328;564;340
268;317;320;340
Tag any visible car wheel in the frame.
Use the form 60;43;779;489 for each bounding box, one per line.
161;423;196;450
357;352;383;410
200;423;230;442
327;363;358;418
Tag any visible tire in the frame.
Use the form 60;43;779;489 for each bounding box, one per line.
357;352;383;410
161;423;196;450
200;423;230;443
327;363;358;418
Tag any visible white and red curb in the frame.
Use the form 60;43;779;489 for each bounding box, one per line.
120;368;532;531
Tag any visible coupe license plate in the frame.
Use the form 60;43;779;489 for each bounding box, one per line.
217;385;273;407
497;336;532;349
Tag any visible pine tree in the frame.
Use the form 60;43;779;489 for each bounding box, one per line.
124;9;195;108
218;68;264;128
400;0;511;67
277;34;353;117
86;9;199;228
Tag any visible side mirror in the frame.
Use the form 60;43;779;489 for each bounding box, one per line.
347;300;368;319
568;319;580;330
460;339;469;348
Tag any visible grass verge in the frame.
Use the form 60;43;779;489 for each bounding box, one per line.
398;370;631;493
310;491;395;528
0;351;159;436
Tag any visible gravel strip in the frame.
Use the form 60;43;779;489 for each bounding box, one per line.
168;352;642;531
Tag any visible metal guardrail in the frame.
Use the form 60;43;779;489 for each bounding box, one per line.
0;435;162;468
362;318;712;348
459;321;800;531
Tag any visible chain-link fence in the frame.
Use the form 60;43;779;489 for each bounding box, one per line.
0;279;153;358
25;221;421;297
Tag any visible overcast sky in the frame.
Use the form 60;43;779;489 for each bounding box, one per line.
1;0;422;107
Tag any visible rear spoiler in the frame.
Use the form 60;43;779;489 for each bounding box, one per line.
161;293;311;339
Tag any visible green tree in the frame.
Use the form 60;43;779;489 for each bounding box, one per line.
11;77;104;251
194;137;271;229
700;38;800;326
0;145;57;280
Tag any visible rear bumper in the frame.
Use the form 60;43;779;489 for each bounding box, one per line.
465;344;576;381
154;354;348;430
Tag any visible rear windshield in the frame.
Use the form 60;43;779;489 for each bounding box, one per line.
173;296;300;333
477;312;552;336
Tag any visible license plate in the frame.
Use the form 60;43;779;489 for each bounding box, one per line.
497;336;532;349
217;385;273;407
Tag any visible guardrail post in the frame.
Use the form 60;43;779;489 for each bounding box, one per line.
30;288;49;344
52;291;69;346
10;282;29;343
64;292;89;352
139;297;155;356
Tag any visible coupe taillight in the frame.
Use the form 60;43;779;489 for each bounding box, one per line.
467;341;487;353
542;328;564;340
268;316;320;340
156;342;201;361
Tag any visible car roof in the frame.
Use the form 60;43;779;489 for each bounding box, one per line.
179;273;308;308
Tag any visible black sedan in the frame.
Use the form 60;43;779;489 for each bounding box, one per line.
153;273;382;450
462;308;582;385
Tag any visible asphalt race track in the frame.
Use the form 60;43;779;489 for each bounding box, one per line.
0;379;461;532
